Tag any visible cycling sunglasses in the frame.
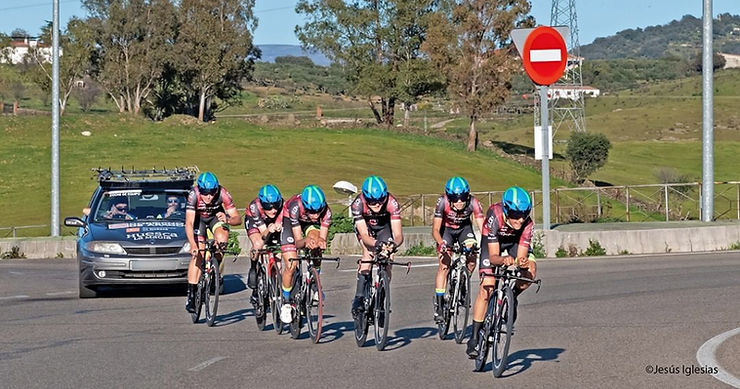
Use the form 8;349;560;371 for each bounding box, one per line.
167;198;179;204
262;201;282;211
367;196;387;206
507;210;529;220
200;188;218;196
448;193;469;203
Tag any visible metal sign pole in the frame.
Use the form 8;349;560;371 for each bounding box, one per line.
51;0;60;236
701;0;714;222
540;85;550;231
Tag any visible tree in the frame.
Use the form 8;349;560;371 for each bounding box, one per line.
690;51;727;73
10;28;30;38
83;0;178;115
23;18;94;115
423;0;532;151
175;0;259;121
296;0;444;126
565;132;612;183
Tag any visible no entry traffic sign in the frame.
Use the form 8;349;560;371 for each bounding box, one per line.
512;26;568;86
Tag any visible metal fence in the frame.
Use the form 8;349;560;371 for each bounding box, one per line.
391;181;740;226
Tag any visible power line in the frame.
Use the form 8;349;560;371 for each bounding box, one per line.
0;0;78;12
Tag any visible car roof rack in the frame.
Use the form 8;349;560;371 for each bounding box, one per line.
92;166;199;183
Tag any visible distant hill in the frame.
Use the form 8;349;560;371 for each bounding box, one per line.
256;44;331;66
581;13;740;60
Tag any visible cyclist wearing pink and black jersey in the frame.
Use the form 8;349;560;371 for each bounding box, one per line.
278;185;332;324
244;184;284;302
467;186;537;358
432;176;484;322
350;176;404;317
184;172;242;313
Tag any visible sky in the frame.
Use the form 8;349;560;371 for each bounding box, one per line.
0;0;737;46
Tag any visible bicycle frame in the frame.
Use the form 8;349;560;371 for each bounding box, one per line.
354;247;411;350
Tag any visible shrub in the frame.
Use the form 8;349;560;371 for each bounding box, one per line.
729;241;740;251
582;239;607;256
328;214;354;248
226;231;241;255
531;232;546;258
1;246;26;259
566;132;611;183
402;242;437;257
555;246;568;258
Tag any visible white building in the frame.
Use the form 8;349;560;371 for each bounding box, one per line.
549;85;601;100
0;37;58;64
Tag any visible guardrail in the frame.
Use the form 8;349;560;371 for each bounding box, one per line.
0;224;50;238
393;181;740;226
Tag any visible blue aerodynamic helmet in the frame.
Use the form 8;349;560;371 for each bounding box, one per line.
196;172;219;195
301;185;327;213
258;184;283;210
502;186;531;218
445;176;470;202
362;175;388;203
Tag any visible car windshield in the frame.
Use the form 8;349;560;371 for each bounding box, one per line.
93;189;188;222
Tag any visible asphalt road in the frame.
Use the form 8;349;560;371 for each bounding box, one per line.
1;252;739;388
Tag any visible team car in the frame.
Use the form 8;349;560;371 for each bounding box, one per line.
64;167;198;298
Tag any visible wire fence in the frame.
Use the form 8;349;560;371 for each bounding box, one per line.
390;181;740;226
4;181;738;236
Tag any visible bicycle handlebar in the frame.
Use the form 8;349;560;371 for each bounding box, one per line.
481;266;542;293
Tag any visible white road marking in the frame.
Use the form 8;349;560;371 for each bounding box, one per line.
45;291;76;296
0;295;29;300
188;356;227;372
9;271;23;275
530;49;561;62
696;327;740;388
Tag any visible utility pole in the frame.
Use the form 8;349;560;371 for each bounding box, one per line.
51;0;60;236
701;0;714;221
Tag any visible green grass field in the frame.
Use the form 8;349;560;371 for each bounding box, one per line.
2;68;738;236
0;113;552;235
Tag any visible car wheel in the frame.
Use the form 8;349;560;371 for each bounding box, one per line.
79;278;98;298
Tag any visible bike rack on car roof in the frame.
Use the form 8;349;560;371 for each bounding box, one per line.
92;166;200;183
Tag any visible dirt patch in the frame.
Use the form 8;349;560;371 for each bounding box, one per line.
161;114;206;126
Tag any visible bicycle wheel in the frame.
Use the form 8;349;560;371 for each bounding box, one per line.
374;271;391;351
437;272;453;340
255;267;267;331
474;297;496;372
453;270;471;344
305;268;323;343
289;272;303;339
190;277;204;323
204;257;220;327
492;286;515;377
270;264;285;334
354;293;369;347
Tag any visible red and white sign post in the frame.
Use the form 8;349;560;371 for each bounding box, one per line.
511;26;568;231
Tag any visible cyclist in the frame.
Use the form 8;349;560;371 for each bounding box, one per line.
184;172;242;313
432;176;484;322
350;176;404;318
244;184;284;304
466;186;537;358
279;185;332;324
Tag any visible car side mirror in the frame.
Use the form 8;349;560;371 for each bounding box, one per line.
64;217;86;228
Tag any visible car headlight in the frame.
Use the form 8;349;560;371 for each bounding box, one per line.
179;242;191;254
87;242;127;255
